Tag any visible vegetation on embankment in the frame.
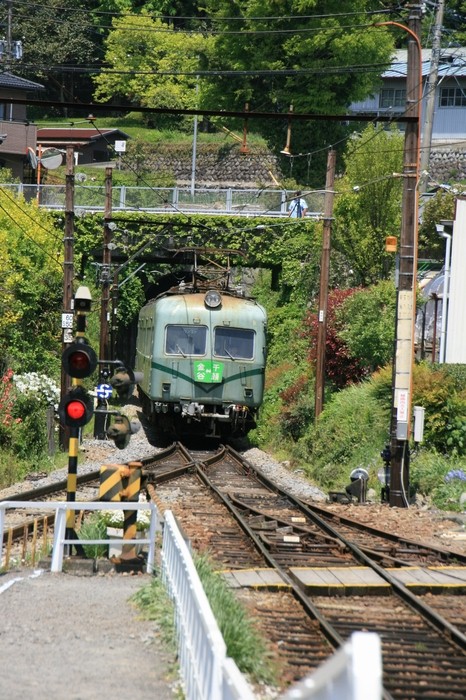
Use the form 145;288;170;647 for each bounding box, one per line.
0;123;465;513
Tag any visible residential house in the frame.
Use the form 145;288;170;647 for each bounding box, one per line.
0;71;43;180
36;128;130;165
350;48;466;181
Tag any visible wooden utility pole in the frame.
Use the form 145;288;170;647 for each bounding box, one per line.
314;149;336;420
94;167;113;439
59;145;75;450
419;0;445;191
389;5;422;507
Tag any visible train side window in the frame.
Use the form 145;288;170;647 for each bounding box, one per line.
214;327;254;360
165;325;207;356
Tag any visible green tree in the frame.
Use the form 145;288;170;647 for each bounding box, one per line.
3;0;98;103
333;124;404;285
93;13;212;127
418;189;456;259
201;1;395;185
0;193;62;374
337;280;396;373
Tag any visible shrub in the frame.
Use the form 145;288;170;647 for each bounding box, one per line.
78;514;108;558
410;450;466;511
296;379;390;489
412;363;466;456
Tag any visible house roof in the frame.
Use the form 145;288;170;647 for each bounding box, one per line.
384;47;466;79
36;128;129;146
0;71;44;91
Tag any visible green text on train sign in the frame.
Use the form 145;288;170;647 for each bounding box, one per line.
193;361;224;383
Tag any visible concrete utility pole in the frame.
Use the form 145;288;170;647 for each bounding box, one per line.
389;5;422;507
314;149;336;420
60;145;75;451
419;0;445;191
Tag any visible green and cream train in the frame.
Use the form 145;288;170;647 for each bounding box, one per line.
135;283;267;442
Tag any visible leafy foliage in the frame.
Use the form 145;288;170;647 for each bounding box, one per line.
93;14;211;128
0;193;62;374
296;379;390;489
418;189;456;259
337;280;397;373
305;288;368;389
333;125;404;285
412;363;466;456
201;1;395;184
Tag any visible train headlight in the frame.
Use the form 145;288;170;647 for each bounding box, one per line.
204;290;222;308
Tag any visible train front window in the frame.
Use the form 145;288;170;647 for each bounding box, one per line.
165;325;207;356
214;327;254;360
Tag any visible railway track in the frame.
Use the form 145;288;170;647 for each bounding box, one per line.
4;442;466;697
144;443;466;699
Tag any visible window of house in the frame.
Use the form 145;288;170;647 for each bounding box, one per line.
380;88;406;108
439;87;466;107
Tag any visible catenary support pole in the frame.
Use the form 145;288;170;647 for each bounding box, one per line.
388;6;422;507
419;0;445;191
314;149;336;420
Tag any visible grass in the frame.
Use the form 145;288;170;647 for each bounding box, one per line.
133;551;277;688
77;513;109;559
35;111;268;148
192;552;276;684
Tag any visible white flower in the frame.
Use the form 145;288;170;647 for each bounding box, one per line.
100;509;151;531
13;372;60;406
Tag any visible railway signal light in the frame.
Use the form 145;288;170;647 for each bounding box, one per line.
106;413;140;449
58;386;94;428
62;339;97;379
109;366;143;402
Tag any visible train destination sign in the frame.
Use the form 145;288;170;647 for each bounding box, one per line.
193;361;224;383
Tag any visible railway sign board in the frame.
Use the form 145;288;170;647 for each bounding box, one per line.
62;313;74;329
96;383;113;399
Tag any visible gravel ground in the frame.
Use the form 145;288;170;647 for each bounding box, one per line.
2;405;466;700
0;569;175;700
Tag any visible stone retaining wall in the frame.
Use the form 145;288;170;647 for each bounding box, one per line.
132;142;282;187
132;142;466;187
428;146;466;183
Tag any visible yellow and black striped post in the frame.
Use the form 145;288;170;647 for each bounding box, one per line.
99;462;142;561
65;426;85;556
121;462;142;561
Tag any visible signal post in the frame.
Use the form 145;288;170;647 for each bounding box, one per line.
58;286;97;553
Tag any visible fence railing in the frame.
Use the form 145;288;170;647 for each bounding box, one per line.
280;631;382;700
161;509;256;700
1;182;325;218
0;500;158;573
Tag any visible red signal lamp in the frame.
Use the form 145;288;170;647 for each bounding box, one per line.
66;400;87;422
58;386;94;428
62;341;97;379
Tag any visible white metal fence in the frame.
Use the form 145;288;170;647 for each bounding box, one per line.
1;182;325;217
0;500;158;574
161;509;256;700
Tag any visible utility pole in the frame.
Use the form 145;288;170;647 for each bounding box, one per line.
419;0;445;191
94;166;113;439
314;149;336;420
389;5;422;507
60;145;75;451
